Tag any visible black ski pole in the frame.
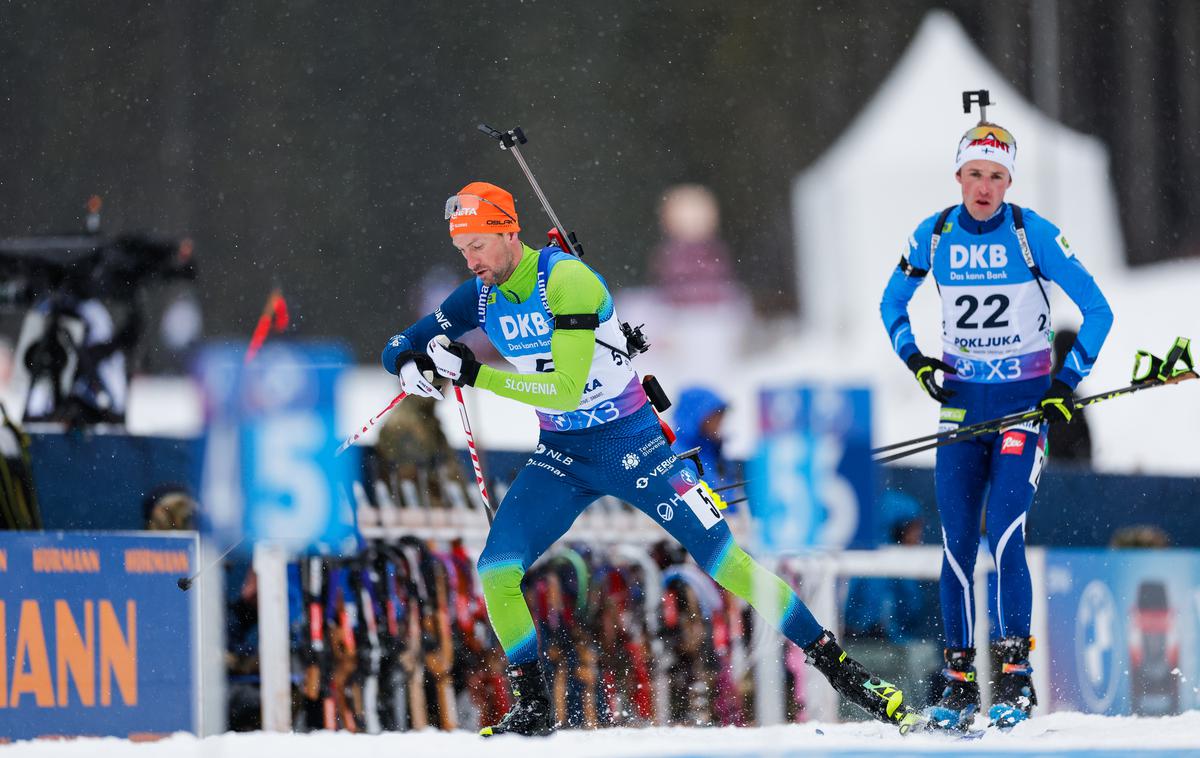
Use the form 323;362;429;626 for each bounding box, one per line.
874;338;1196;459
711;480;749;493
872;407;1040;456
874;369;1198;464
873;417;1036;464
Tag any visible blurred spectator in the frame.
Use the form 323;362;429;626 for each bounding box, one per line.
618;184;753;389
0;401;40;529
151;287;204;374
843;491;938;642
225;562;262;731
1047;328;1093;465
650;539;689;571
650;184;745;306
142;485;196;531
374;395;468;509
672;386;736;489
1110;524;1172;548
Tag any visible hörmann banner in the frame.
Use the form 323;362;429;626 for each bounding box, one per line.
0;531;198;741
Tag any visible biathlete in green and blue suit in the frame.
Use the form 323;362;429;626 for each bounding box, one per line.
383;181;923;736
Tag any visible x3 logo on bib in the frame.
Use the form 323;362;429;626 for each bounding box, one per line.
986;357;1022;380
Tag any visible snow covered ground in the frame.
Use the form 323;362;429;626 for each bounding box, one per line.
4;713;1199;758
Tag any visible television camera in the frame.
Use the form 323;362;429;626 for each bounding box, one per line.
0;223;196;425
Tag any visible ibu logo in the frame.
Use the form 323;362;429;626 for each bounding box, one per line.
949;243;1008;269
499;313;551;340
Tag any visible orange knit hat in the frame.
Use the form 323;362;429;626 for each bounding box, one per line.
446;181;521;237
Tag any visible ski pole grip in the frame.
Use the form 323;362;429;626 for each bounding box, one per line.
1131;350;1161;385
1159;336;1192;380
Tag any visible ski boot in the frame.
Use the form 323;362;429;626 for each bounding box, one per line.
479;661;556;737
989;636;1036;729
926;647;980;731
803;630;924;734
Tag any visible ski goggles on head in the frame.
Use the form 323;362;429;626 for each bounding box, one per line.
959;124;1017;152
955;122;1017;174
444;193;519;225
955;123;1012;157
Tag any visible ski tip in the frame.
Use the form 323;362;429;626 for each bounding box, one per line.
479;726;495;738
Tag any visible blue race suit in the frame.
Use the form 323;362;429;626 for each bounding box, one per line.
880;203;1112;648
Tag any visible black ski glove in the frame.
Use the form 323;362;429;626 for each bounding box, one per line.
1038;379;1076;425
427;335;481;387
905;353;957;403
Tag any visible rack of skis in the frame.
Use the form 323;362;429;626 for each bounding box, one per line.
284;535;820;732
264;431;815;731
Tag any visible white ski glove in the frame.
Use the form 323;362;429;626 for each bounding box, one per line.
427;334;481;387
398;354;443;400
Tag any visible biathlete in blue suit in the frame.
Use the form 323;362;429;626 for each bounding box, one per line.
880;118;1112;730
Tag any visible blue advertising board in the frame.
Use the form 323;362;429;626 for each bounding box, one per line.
0;531;197;740
1044;548;1200;716
746;385;876;553
196;342;360;558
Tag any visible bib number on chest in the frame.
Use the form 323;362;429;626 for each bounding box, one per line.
954;293;1010;329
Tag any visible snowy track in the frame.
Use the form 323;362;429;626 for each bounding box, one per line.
3;712;1199;758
